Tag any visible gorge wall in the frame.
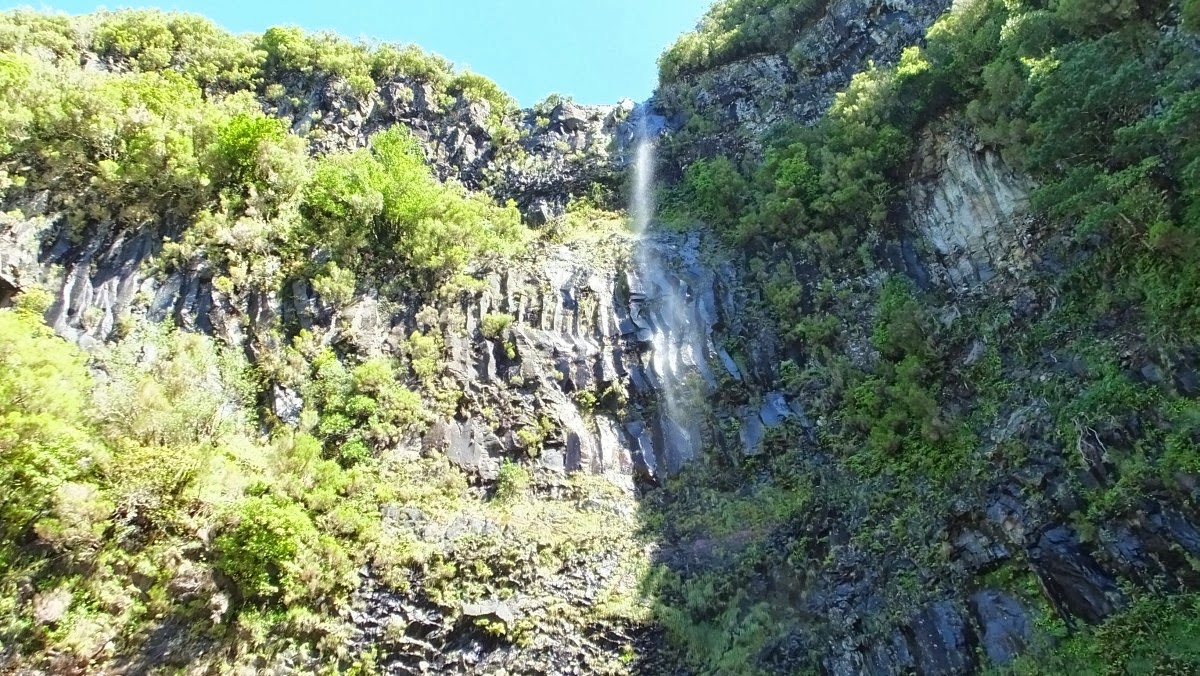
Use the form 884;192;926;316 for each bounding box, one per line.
2;1;1200;675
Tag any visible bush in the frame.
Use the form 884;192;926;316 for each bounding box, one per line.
213;494;323;603
92;10;261;90
299;127;527;286
494;461;530;503
480;312;514;339
678;156;747;233
0;305;96;559
1186;0;1200;32
658;0;830;82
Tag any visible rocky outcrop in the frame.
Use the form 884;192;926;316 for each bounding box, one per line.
424;230;779;485
4;196;776;493
0;212;43;305
273;73;640;222
906;121;1041;293
657;0;954;163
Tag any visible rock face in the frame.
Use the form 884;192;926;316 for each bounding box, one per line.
656;0;954;163
275;72;639;222
5;2;1200;674
906;121;1040;292
420;230;777;485
0;213;43;306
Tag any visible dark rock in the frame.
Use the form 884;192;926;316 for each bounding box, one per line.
970;590;1031;665
906;601;976;675
953;529;1010;571
739;410;766;456
759;391;792;428
551;101;591;133
1103;503;1200;590
1175;367;1200;395
1139;362;1165;383
1029;527;1123;623
864;629;917;676
425;420;500;480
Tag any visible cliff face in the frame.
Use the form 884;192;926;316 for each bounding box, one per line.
637;1;1200;673
656;0;953;164
276;74;636;223
3;2;1200;674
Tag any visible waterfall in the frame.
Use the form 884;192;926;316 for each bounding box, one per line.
630;118;656;235
628;110;712;475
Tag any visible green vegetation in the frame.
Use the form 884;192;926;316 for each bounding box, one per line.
650;0;1200;672
299;126;526;284
1005;594;1200;674
658;0;830;82
4;1;1200;674
494;461;531;502
480;311;515;339
0;9;639;674
0;8;528;298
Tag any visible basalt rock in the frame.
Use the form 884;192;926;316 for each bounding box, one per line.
905;119;1042;294
656;0;954;164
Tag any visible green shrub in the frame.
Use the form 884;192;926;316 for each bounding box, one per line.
658;0;830;82
494;461;530;503
92;10;261;90
480;312;514;339
213;494;323;602
299;127;526;285
678;156;747;233
0;10;80;61
1186;0;1200;32
0;306;96;560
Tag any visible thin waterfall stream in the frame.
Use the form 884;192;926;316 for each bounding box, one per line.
627;113;715;475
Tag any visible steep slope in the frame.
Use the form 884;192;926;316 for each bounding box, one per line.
642;0;1200;673
1;2;1200;675
0;9;783;674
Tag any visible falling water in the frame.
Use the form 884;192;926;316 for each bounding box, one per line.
630;122;656;235
628;110;713;475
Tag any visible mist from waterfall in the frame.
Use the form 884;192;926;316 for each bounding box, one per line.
628;111;712;475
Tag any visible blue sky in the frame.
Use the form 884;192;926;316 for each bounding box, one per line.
4;0;712;105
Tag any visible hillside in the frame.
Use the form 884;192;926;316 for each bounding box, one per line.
1;2;1199;674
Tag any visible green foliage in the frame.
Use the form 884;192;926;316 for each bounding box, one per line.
494;461;530;503
1007;594;1200;674
92;10;261;91
370;42;453;87
658;0;830;82
301;350;427;465
480;312;515;339
257;25;375;96
0;59;228;228
449;70;516;116
676;155;747;230
871;277;931;361
0;10;80;62
213;493;326;603
300;127;527;286
1186;0;1200;32
0;305;96;561
212;112;294;206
